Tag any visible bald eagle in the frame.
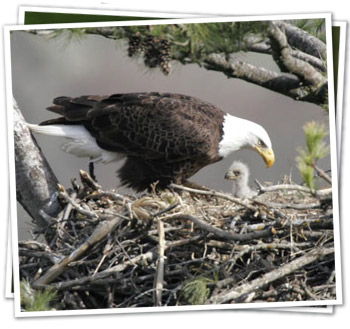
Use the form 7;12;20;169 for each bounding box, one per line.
28;92;274;191
225;160;258;198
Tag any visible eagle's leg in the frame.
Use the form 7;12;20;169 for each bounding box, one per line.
89;160;97;182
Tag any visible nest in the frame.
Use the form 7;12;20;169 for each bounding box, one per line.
19;171;335;310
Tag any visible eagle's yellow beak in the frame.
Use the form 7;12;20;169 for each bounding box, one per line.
255;146;275;168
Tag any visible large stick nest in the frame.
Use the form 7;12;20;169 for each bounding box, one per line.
19;171;335;310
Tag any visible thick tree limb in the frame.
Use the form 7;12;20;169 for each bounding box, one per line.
247;41;326;72
268;22;327;88
13;98;62;228
275;21;327;59
203;53;318;101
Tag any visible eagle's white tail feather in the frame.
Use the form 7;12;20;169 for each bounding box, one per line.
28;123;124;164
27;123;89;138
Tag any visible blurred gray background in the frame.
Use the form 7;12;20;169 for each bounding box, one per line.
10;29;331;239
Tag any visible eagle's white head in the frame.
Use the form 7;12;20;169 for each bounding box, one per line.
218;114;275;168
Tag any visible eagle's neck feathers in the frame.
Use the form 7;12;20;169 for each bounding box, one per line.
218;114;270;158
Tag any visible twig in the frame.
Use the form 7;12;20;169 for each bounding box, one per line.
170;183;257;211
19;249;63;264
20;168;335;307
163;213;274;242
301;281;319;300
51;250;156;290
151;203;179;218
106;286;114;308
206;247;334;304
85;191;126;202
18;240;52;252
313;164;332;185
287;215;333;229
254;180;332;198
153;219;166;306
33;216;124;288
62;193;76;221
58;187;98;219
253;199;320;210
166;234;205;249
93;236;113;275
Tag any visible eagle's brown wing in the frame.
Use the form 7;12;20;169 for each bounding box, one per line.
43;92;224;163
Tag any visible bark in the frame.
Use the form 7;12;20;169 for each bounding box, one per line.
275;21;327;59
13;98;62;228
203;53;308;100
268;22;327;87
28;22;328;106
247;42;326;72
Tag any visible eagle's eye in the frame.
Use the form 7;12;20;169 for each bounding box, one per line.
257;139;265;147
233;171;241;176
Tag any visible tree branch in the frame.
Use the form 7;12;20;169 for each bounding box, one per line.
206;247;334;304
247;41;326;72
268;22;327;88
254;180;332;198
13;98;62;228
275;21;327;59
32;214;124;288
28;25;328;105
153;219;165;306
203;53;318;101
164;213;274;242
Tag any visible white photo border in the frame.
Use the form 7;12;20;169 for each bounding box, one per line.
4;13;341;317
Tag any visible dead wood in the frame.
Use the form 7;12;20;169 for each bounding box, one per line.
206;247;334;304
19;174;336;309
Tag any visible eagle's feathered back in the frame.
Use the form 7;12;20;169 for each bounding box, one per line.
40;92;225;191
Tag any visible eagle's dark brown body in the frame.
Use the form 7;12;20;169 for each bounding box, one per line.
41;92;225;191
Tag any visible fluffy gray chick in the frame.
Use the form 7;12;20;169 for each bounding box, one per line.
225;161;257;198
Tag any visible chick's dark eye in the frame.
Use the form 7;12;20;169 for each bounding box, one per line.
233;171;241;176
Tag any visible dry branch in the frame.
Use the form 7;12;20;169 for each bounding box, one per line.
206;247;334;304
164;213;274;242
255;180;332;198
33;215;124;288
170;183;257;211
53;250;156;291
153;219;166;306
